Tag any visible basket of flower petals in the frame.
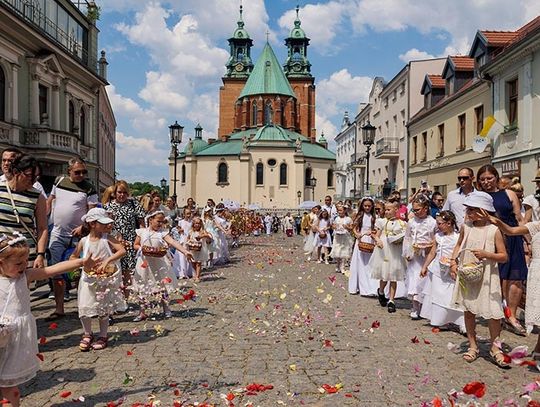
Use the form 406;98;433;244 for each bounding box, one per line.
85;264;118;279
186;241;202;252
142;245;168;258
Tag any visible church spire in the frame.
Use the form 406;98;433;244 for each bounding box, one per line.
225;3;254;78
283;4;312;78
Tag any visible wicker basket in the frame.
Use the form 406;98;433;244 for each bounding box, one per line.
84;264;118;279
358;241;375;253
142;246;168;258
187;241;202;252
457;249;484;283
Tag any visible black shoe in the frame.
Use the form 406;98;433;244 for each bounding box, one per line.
377;289;388;307
387;301;396;313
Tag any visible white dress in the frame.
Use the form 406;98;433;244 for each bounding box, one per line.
133;228;178;300
403;216;437;300
174;220;193;279
303;213;318;255
349;214;379;295
213;215;230;264
331;216;353;258
369;218;407;282
203;218;218;254
78;236;126;318
186;230;209;264
525;222;540;332
419;232;464;328
314;219;332;247
0;273;39;387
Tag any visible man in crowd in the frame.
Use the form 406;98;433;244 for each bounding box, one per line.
1;147;46;199
524;169;540;222
47;157;98;320
442;167;475;228
430;191;445;218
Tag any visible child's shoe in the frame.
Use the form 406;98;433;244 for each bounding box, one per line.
324;259;329;265
317;259;322;264
92;337;108;350
164;310;172;319
387;301;396;313
409;310;420;320
377;289;388;307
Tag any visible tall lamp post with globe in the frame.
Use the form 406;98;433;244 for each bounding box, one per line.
169;121;183;205
160;178;167;201
361;121;376;195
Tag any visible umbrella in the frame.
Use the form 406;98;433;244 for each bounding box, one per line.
299;200;318;209
247;203;261;210
223;199;241;211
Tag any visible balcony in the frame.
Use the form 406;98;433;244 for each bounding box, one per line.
349;152;366;168
375;137;400;158
21;128;95;162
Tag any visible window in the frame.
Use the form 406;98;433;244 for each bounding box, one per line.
218;162;228;183
38;84;48;122
507;78;518;127
251;103;257;126
421;132;427;162
264;101;273;125
0;66;5;121
181;164;186;184
79;107;86;144
412;136;418;164
279;163;287;185
475;105;484;135
304;167;312;186
446;74;454;95
256;162;264;185
327;169;334;188
68;101;75;133
437;124;445;157
457;114;466;150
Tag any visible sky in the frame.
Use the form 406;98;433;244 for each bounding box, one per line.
95;0;540;184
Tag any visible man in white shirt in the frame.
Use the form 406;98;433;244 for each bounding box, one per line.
47;157;98;319
321;195;336;222
523;170;540;222
442;167;475;228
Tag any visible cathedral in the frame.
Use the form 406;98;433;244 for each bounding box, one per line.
171;6;336;208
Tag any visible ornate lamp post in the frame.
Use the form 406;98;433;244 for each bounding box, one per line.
169;121;183;205
160;177;167;201
297;190;301;206
361;121;376;195
310;176;317;201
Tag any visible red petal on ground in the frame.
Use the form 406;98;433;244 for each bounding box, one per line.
173;389;180;396
462;381;486;398
48;322;58;330
39;336;47;345
521;360;538;367
411;336;419;344
173;401;183;407
36;353;44;361
60;391;72;398
345;394;353;398
432;396;443;407
226;393;235;401
431;327;440;334
371;320;380;329
423;339;431;345
127;351;133;356
323;339;333;348
201;383;209;388
527;400;540;407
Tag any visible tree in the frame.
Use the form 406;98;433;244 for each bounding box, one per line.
129;182;160;197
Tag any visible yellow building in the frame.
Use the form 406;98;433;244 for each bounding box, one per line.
408;56;492;195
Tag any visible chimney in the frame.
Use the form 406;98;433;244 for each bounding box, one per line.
98;50;108;80
207;138;216;145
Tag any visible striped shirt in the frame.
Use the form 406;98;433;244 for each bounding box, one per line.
0;183;40;260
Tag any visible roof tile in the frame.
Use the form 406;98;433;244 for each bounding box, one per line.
450;56;475;71
428;75;445;88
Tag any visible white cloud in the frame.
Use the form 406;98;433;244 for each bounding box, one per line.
399;48;436;63
277;2;346;54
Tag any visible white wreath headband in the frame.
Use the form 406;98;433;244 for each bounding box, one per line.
144;210;165;227
0;232;27;253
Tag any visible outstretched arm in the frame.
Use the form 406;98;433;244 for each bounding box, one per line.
27;256;98;282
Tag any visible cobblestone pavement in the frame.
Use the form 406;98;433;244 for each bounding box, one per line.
21;234;540;406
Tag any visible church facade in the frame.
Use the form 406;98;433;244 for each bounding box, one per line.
171;6;336;209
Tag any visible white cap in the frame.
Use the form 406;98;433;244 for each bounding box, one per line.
463;191;496;213
81;208;114;224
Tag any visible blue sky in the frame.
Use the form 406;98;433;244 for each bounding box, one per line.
95;0;540;184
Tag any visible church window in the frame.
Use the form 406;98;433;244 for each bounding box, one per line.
237;47;244;60
256;162;264;185
280;100;285;126
252;103;258;126
264;101;273;125
181;164;186;184
292;47;302;60
304;167;312;186
267;158;277;167
0;66;5;121
279;163;287;185
218;162;228;183
327;169;334;188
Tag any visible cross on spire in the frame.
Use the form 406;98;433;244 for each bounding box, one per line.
266;29;270;43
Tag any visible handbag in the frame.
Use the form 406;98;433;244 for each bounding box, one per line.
456;226;487;284
0;282;16;348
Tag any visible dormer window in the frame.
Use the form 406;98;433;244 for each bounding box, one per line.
474;52;486;76
446;74;454;95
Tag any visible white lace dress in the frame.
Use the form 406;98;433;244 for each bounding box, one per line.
186;230;209;264
369;218;407;282
525;222;540;332
0;273;39;387
331;216;353;258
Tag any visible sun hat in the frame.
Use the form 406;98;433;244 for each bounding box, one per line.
463;191;496;213
532;169;540;182
81;207;114;224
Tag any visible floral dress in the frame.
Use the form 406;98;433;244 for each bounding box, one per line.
105;199;145;272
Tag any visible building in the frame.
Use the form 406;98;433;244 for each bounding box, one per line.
171;6;335;209
0;0;113;191
334;110;363;200
475;17;540;195
97;81;115;191
408;55;492;195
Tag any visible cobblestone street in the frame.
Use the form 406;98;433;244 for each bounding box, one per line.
22;234;540;406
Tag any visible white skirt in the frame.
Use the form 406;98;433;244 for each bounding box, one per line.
78;270;126;317
331;233;353;259
369;237;406;282
349;239;378;295
303;232;316;255
406;254;427;299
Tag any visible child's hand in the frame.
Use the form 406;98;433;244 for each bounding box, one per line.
420;268;427;278
471;249;488;261
82;254;100;272
450;264;457;280
185;251;194;262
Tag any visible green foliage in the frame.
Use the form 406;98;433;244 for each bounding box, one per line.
129;182;161;197
87;3;101;22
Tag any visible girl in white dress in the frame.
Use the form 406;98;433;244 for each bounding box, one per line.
132;211;193;322
174;207;193;279
315;210;332;264
369;201;407;313
303;206;320;260
403;196;437;319
0;233;96;407
186;217;212;282
70;208;127;351
213;205;230;265
331;206;353;274
203;208;218;268
419;211;464;331
349;198;378;295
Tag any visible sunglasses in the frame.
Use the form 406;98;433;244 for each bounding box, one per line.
435;198;444;202
412;208;425;213
457;176;470;181
73;170;88;176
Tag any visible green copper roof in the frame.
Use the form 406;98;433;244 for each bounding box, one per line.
290;6;306;39
239;42;295;98
194;140;242;156
232;5;250;39
252;125;290;142
183;137;208;154
301;142;335;160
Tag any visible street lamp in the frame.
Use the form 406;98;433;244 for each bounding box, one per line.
169;121;184;205
160;177;167;201
361;121;376;195
297;190;301;205
310;176;317;201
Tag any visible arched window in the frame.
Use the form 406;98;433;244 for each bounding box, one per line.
0;66;5;121
256;162;264;185
304;167;312;186
218;162;228;183
280;100;285;126
327;169;334;188
181;164;186;184
279;163;287;185
264;101;273;125
79;107;86;144
251;103;258;126
68;101;75;133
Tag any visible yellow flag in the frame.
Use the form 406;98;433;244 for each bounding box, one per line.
479;115;496;137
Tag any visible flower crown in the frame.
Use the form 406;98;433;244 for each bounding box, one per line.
0;232;27;253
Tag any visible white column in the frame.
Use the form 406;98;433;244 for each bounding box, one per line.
87;104;94;146
30;74;39;125
52;84;60;130
10;64;18;123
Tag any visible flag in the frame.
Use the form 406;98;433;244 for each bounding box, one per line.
479;115;504;139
